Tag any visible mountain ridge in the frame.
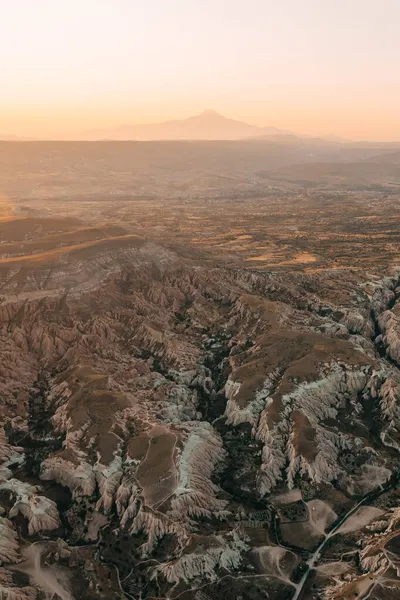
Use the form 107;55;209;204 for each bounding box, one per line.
4;111;400;144
82;109;292;141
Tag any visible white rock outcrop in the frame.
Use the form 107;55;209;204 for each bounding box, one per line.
252;365;371;494
0;479;60;536
154;530;248;584
169;422;228;521
224;369;281;428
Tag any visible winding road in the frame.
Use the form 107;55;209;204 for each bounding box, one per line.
290;478;397;600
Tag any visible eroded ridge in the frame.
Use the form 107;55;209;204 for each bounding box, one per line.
0;226;399;599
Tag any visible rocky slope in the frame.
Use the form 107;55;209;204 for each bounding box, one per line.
0;235;400;599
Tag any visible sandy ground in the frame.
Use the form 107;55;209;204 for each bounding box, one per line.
252;546;296;586
336;506;385;535
316;561;351;576
308;500;338;535
13;544;74;600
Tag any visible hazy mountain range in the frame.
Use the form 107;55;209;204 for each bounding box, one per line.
3;110;400;145
82;109;292;141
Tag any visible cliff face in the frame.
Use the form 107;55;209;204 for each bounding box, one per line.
0;240;400;599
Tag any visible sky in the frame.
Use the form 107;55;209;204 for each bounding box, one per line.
1;0;400;140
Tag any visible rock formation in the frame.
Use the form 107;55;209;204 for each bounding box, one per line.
0;219;399;599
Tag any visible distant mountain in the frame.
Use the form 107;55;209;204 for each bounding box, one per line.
83;110;292;141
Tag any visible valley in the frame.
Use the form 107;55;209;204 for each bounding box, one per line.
0;140;400;600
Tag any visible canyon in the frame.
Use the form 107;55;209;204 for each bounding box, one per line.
0;140;400;599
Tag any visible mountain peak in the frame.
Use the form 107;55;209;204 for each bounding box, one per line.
199;109;222;117
84;110;291;140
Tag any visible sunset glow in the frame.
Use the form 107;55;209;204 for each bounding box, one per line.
1;0;400;140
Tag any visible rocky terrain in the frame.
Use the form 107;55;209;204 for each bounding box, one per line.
0;142;400;599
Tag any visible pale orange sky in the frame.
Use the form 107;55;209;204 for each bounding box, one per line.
1;0;400;140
